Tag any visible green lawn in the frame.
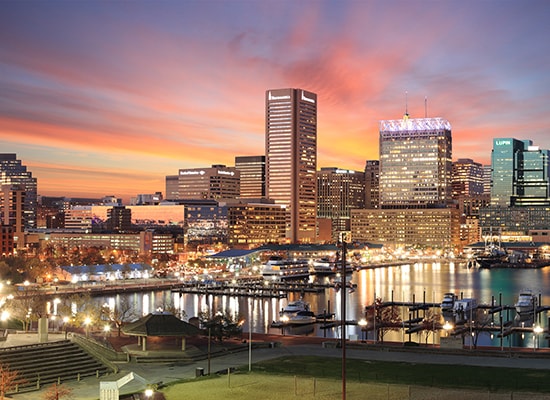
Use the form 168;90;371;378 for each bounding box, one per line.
156;356;550;400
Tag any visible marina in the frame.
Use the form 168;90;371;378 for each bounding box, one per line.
42;260;550;350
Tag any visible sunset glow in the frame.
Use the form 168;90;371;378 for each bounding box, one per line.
1;1;549;201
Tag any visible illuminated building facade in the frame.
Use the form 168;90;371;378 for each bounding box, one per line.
379;116;452;208
41;231;174;254
265;88;317;243
351;207;460;250
182;199;227;247
317;168;365;241
351;113;457;250
452;158;484;198
0;154;37;229
227;203;286;248
481;138;550;238
235;155;265;199
491;138;550;207
364;160;380;209
169;165;240;201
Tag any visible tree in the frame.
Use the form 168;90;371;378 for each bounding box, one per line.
5;288;48;331
0;363;23;400
198;310;243;343
419;310;441;344
101;297;137;337
42;382;73;400
370;297;402;343
57;293;101;333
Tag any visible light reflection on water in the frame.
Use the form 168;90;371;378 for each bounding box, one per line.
92;262;550;348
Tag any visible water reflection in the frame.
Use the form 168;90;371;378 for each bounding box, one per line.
89;261;550;348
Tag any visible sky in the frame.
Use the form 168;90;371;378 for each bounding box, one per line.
1;0;549;202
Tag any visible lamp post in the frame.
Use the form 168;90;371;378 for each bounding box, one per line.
84;317;91;337
533;325;543;352
248;300;252;372
358;318;367;342
339;232;348;400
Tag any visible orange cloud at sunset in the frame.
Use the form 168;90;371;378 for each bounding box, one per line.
1;1;549;202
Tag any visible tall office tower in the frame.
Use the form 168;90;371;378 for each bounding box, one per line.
235;155;265;199
364;160;380;209
317;168;365;241
491;138;550;207
265;88;317;243
170;165;240;200
452;158;484;198
482;165;492;195
0;154;37;229
379;115;452;208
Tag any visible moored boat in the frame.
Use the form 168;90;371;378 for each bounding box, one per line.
440;292;456;312
514;290;537;315
280;298;310;317
261;256;311;281
283;310;317;325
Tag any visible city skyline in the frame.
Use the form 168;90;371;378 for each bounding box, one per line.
1;1;549;201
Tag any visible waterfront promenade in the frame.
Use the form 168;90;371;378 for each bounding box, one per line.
3;330;550;400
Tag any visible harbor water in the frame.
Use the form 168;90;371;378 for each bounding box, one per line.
96;261;550;349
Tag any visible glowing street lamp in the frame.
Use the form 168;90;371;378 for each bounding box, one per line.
443;321;453;337
84;317;91;337
533;325;543;351
358;318;367;342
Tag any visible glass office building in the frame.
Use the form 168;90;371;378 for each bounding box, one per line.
491;138;550;207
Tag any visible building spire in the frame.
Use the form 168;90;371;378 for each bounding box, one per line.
403;91;409;120
424;96;428;118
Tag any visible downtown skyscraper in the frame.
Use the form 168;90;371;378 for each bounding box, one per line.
379;115;453;207
265;88;317;243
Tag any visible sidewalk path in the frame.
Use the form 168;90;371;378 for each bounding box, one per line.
5;332;550;400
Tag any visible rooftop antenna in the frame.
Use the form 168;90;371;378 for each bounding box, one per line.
424;96;428;118
404;91;409;120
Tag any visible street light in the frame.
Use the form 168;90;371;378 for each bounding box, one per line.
533;325;543;352
358;318;367;342
84;317;91;337
442;321;453;337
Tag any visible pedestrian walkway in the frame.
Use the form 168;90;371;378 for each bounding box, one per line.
3;331;550;399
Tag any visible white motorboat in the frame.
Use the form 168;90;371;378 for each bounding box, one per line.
280;299;310;317
440;293;456;312
514;290;537;315
261;256;311;281
284;310;317;325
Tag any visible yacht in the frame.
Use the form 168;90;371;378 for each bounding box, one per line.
261;256;311;281
440;293;456;312
280;299;310;317
284;310;317;325
514;290;537;315
309;258;337;276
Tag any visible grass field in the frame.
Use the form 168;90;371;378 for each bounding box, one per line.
156;355;550;400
